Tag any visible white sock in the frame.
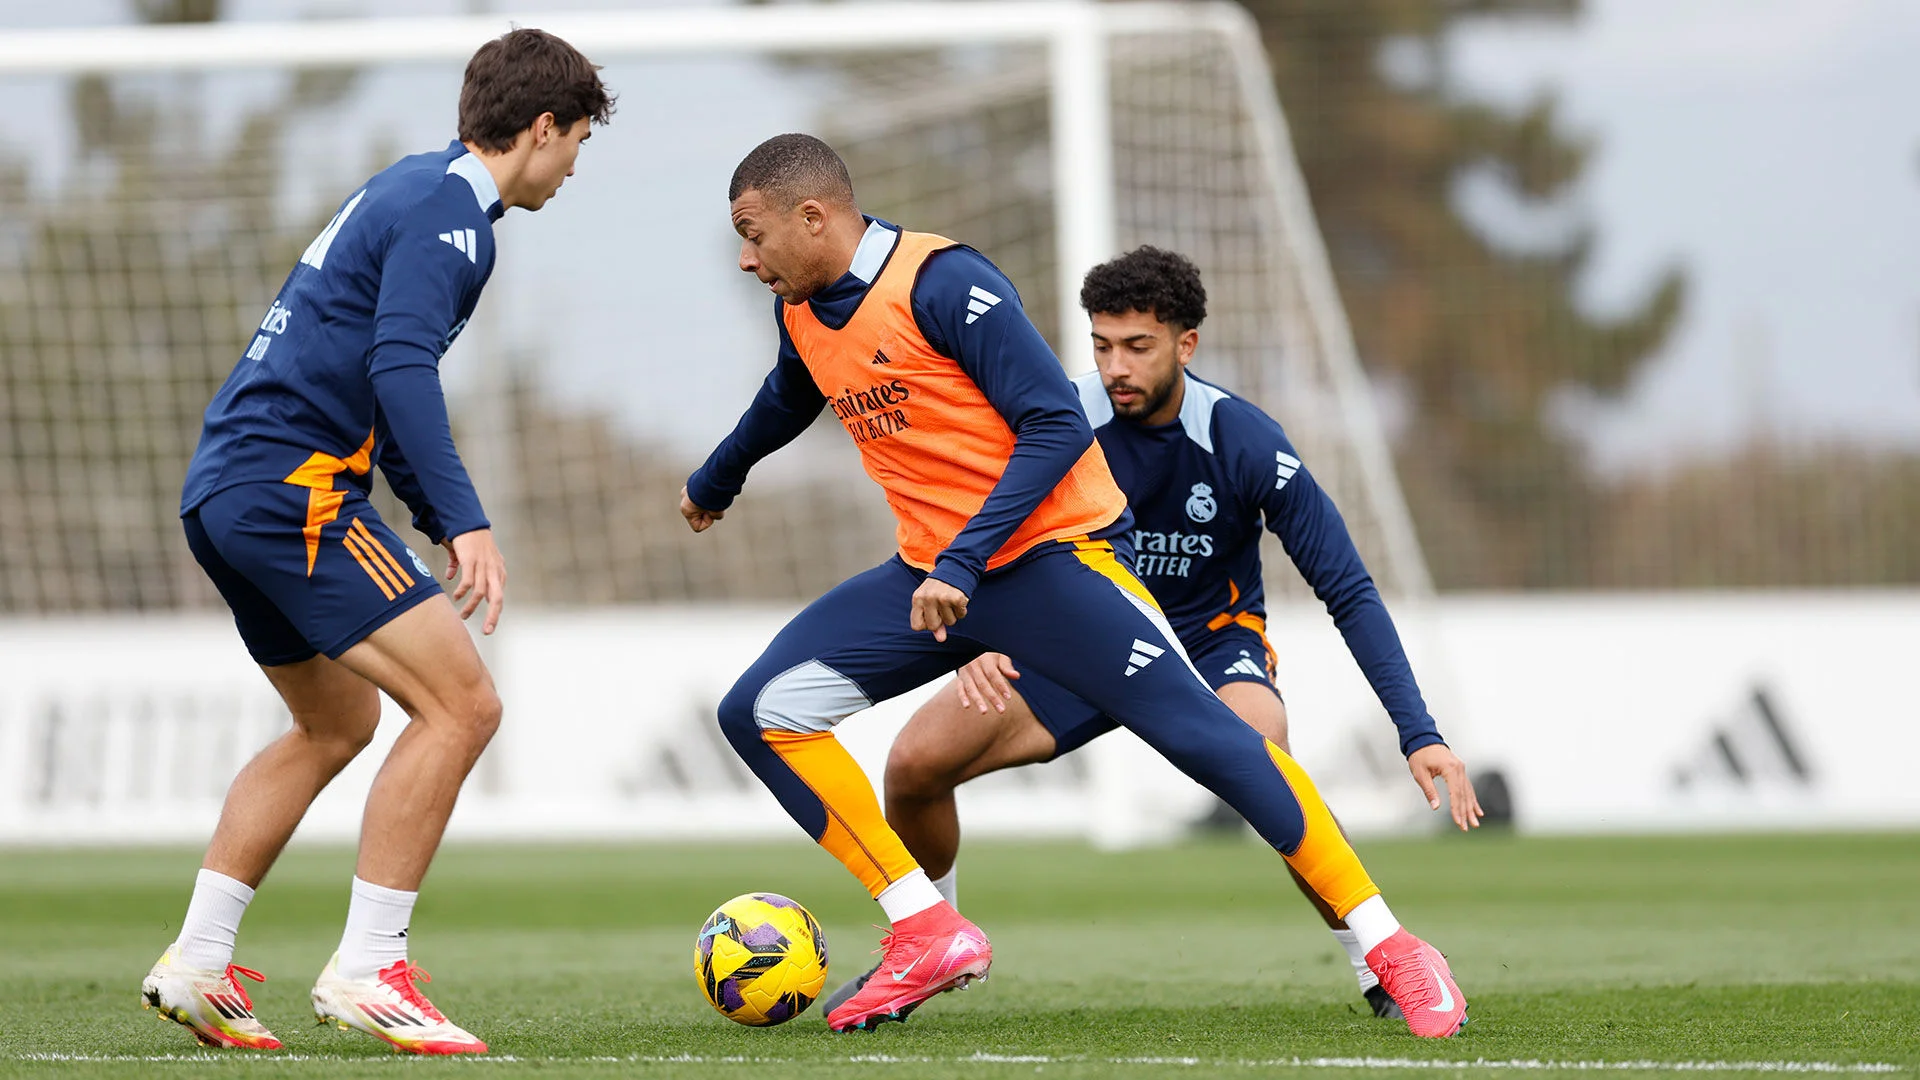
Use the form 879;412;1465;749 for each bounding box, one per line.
930;865;958;910
1332;928;1381;992
174;868;255;971
876;869;943;924
336;877;417;981
1342;895;1401;957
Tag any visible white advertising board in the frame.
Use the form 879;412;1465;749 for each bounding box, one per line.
1;593;1914;845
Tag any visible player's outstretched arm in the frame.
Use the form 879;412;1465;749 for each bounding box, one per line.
685;309;826;518
1246;407;1481;821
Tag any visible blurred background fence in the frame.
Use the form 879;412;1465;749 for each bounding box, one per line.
2;0;1918;844
3;0;1916;617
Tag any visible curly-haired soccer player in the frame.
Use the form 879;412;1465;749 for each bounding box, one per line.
144;29;612;1055
682;136;1470;1037
823;245;1484;1024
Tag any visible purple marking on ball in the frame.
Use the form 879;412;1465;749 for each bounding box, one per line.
719;978;746;1012
698;935;715;960
764;999;793;1024
738;923;788;949
756;893;800;909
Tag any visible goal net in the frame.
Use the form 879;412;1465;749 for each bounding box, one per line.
0;3;1442;842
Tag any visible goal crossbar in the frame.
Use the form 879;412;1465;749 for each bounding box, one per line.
0;0;1432;598
0;2;1241;73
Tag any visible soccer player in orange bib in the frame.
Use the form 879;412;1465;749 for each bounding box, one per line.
829;247;1484;1024
681;134;1468;1037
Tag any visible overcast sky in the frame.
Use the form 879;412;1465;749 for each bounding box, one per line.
1449;0;1920;471
3;0;1917;476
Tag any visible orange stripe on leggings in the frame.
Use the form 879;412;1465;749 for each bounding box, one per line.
1265;740;1380;919
341;533;398;600
762;729;920;899
1071;540;1163;612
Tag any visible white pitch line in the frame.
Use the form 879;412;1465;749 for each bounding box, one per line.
10;1052;1910;1072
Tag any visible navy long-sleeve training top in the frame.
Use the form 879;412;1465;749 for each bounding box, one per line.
182;140;499;544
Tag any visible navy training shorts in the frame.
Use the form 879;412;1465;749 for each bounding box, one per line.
1019;619;1280;758
184;481;442;666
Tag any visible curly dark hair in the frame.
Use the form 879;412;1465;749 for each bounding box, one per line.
1079;246;1207;332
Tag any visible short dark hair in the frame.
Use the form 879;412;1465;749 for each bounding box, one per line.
459;29;615;153
729;134;856;208
1080;246;1208;332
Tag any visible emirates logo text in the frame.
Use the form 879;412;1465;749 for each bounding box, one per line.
830;379;915;445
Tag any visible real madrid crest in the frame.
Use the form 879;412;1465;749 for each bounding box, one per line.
1185;482;1217;523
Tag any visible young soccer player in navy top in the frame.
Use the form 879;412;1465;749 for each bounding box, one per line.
683;136;1470;1037
824;246;1485;1023
144;29;612;1056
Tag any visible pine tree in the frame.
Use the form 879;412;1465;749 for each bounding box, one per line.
1246;0;1684;586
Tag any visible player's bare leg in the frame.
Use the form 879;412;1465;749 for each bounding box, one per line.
1214;681;1399;1017
333;599;500;892
143;657;381;1050
309;598;498;1055
885;680;1059;880
809;681;1050;1016
208;658;385;886
865;669;1403;1020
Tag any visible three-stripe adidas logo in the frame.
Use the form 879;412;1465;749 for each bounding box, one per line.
437;228;478;264
1275;450;1302;491
1125;638;1166;677
1224;655;1267;679
342;517;416;601
965;285;1002;325
359;1001;429;1029
203;992;254;1021
872;348;892;365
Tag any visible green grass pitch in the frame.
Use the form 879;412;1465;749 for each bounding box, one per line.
3;832;1917;1078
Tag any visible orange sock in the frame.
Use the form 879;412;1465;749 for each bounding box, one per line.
762;730;921;899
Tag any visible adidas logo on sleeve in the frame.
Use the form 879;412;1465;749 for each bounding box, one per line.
437;228;478;264
1275;450;1301;491
965;285;1002;325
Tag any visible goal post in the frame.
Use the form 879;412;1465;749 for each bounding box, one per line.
0;2;1446;842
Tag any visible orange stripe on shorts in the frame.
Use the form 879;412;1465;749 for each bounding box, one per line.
341;531;400;600
350;518;414;588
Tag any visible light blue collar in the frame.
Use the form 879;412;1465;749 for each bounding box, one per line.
848;220;898;283
446;148;504;220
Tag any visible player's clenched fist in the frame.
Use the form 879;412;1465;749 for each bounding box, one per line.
910;577;969;642
680;486;725;532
